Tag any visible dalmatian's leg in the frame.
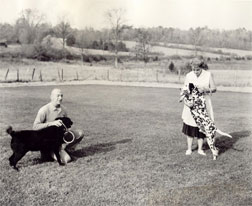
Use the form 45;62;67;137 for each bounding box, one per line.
206;134;219;160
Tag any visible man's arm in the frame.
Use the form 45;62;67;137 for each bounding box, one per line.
33;108;50;130
33;108;63;130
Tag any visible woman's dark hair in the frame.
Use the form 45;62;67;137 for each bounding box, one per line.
198;61;208;69
190;58;208;70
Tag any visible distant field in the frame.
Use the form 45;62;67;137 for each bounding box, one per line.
158;42;252;57
124;41;252;58
2;41;252;60
67;46;130;57
0;85;252;205
151;45;226;58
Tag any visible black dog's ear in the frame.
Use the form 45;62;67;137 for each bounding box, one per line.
55;117;73;128
62;117;73;128
67;118;73;126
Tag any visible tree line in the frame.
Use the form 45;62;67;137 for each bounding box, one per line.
0;9;251;51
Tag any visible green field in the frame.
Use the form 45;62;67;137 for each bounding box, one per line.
0;85;252;205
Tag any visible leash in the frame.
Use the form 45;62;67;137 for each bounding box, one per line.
60;121;75;144
60;121;68;131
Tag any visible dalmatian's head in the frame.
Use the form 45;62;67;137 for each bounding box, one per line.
188;83;202;96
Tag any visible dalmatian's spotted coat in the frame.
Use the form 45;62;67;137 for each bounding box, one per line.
181;83;232;160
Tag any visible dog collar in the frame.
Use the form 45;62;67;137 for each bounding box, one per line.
61;122;68;132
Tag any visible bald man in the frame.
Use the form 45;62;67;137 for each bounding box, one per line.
33;88;84;164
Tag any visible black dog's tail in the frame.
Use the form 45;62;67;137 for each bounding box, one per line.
6;126;13;135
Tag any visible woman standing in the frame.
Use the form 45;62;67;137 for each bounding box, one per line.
181;58;217;155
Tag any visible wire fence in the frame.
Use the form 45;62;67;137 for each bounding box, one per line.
0;66;251;87
0;67;184;84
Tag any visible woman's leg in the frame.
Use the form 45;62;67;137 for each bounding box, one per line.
186;136;193;155
197;138;206;155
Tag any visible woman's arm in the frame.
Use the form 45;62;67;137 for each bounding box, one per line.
206;73;217;94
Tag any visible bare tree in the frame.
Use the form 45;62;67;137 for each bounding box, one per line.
76;30;91;63
134;29;152;65
15;9;45;44
55;16;71;49
189;27;207;56
0;23;15;43
105;8;129;68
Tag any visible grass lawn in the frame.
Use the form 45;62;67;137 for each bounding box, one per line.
0;85;252;205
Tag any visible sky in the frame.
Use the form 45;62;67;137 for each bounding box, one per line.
0;0;252;31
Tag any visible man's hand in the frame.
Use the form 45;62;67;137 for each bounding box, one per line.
49;120;63;127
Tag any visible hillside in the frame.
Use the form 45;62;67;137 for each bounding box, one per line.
124;41;252;59
1;39;252;60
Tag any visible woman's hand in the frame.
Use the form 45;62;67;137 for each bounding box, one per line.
197;86;207;94
184;99;194;108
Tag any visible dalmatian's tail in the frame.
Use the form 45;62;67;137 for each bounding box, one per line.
216;129;232;138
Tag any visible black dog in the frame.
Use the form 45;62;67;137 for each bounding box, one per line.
6;117;73;170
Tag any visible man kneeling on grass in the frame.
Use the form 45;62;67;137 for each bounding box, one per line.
33;88;84;164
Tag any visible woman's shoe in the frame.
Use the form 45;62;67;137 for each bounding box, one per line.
185;149;192;155
198;150;206;156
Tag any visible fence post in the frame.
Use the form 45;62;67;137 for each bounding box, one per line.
76;71;79;80
107;69;110;81
61;69;63;81
5;68;9;81
94;69;96;80
17;69;19;82
32;68;35;80
39;70;43;81
178;68;181;82
234;70;237;86
58;69;61;81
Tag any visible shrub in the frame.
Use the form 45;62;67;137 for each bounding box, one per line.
21;44;36;58
245;55;252;60
153;56;159;61
31;44;79;61
80;54;88;62
104;42;115;51
117;41;129;52
81;54;107;63
66;34;76;46
168;61;175;72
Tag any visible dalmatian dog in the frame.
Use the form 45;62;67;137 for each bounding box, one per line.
180;83;232;160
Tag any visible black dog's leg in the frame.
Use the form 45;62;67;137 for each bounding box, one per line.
9;152;15;166
11;150;27;171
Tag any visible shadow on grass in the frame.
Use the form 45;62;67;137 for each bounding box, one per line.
71;138;132;159
203;130;251;155
26;139;132;166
